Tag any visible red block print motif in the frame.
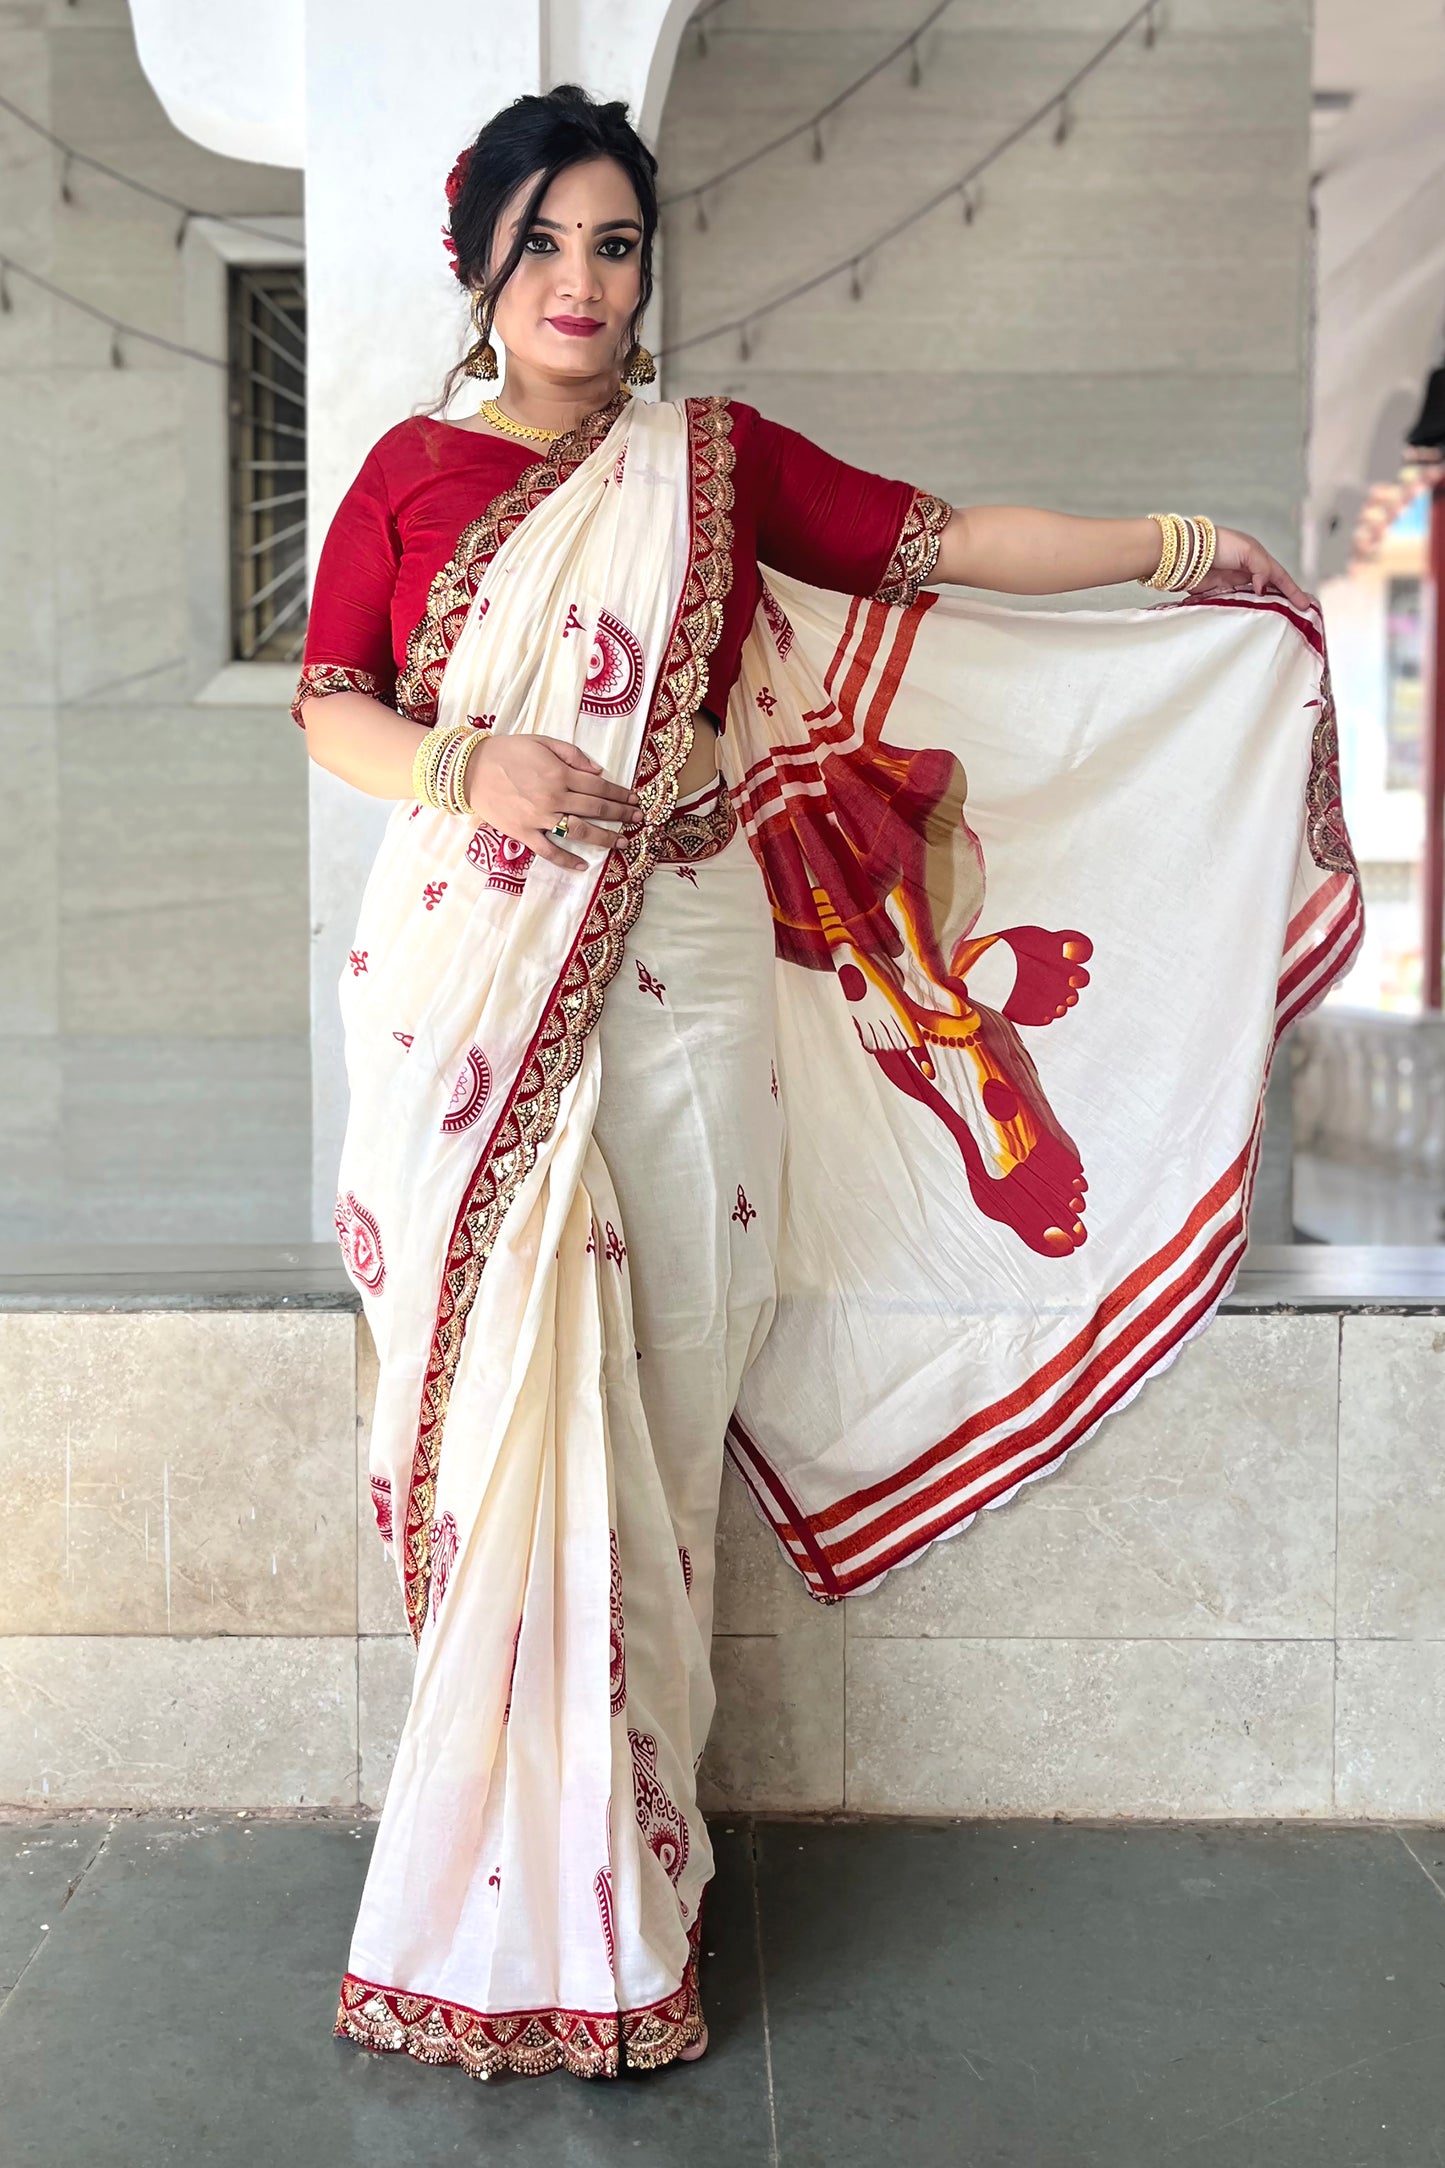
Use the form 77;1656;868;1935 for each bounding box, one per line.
761;587;795;660
392;1032;414;1050
348;950;368;976
629;1729;689;1886
675;864;699;885
608;1530;627;1717
441;1044;492;1134
428;1510;458;1621
370;1473;393;1545
582;610;645;719
731;1185;756;1231
562;602;584;638
603;1222;626;1270
679;1545;692;1596
335;1191;385;1294
636;960;665;1003
467;822;532;896
594;1866;616;1971
744;605;1093;1261
422;881;447;912
755;686;777;716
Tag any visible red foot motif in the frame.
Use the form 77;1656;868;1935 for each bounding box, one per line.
990;926;1093;1027
865;1032;1087;1256
370;1474;393;1544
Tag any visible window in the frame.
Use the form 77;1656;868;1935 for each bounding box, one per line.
227;264;307;662
1383;574;1424;790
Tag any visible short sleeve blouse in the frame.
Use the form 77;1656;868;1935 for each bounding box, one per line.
292;398;949;731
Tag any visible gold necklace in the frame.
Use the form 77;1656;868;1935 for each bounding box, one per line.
476;398;562;443
476;388;629;444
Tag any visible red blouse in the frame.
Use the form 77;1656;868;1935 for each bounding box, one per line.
293;398;949;732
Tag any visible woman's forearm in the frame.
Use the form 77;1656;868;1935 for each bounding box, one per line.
932;506;1161;595
300;689;426;799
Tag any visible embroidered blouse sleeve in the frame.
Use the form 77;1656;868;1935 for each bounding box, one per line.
749;411;951;607
291;446;402;728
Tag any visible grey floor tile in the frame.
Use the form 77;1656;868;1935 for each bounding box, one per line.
0;1816;773;2168
755;1821;1445;2168
0;1820;109;1994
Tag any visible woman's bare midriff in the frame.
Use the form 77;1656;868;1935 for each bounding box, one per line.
676;707;722;799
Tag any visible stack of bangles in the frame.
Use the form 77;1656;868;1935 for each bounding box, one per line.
410;720;488;816
1138;512;1217;592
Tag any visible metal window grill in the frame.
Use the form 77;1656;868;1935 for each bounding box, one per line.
228;263;307;662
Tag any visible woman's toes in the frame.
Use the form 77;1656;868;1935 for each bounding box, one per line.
678;2024;708;2062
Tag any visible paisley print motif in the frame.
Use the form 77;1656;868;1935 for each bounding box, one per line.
466;822;532;896
334;1190;386;1294
442;1044;493;1134
581;610;645;718
628;1728;688;1885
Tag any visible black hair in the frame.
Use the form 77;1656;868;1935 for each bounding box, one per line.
425;84;658;418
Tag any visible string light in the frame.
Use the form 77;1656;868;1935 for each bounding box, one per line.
0;88;298;249
663;0;958;212
660;0;1163;364
0;251;227;368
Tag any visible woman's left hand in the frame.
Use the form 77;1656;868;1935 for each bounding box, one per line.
1199;528;1315;612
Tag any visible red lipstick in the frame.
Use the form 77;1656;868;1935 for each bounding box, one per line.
547;315;605;336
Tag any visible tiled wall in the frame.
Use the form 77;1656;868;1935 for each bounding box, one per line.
2;1306;1440;1819
0;4;310;1241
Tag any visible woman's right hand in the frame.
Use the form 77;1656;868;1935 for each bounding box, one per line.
466;734;642;871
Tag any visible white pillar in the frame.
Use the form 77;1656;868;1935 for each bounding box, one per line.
136;0;690;1232
303;0;690;1231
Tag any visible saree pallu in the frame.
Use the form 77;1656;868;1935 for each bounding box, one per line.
330;395;1361;2080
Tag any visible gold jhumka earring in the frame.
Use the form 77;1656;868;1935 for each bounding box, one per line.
622;343;657;386
464;291;499;381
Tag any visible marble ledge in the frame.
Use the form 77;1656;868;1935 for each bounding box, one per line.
1;1243;1443;1314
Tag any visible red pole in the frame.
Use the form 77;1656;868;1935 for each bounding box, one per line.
1425;476;1445;1013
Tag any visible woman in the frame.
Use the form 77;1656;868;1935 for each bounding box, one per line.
296;87;1357;2082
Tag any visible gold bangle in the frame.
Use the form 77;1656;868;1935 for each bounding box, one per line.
1139;512;1217;592
436;727;481;816
1183;516;1217;590
1140;512;1180;590
412;721;475;811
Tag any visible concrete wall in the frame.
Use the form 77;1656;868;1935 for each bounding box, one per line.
658;0;1314;1234
0;1;309;1242
1;1301;1442;1820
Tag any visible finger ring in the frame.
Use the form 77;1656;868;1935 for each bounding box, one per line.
547;813;570;840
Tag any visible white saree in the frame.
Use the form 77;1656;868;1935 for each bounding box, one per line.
330;394;1360;2079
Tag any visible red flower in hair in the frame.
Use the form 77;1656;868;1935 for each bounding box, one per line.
444;144;473;206
442;144;472;281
